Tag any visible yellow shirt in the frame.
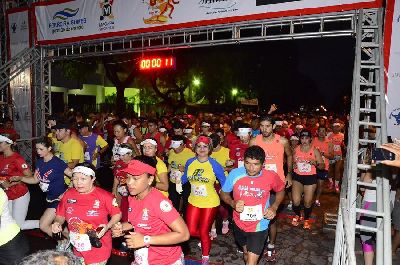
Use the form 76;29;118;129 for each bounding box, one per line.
168;148;195;183
0;189;20;246
59;137;84;186
210;146;230;176
156;156;168;197
182;157;226;208
48;132;63;158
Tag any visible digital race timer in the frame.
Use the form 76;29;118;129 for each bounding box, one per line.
139;57;176;70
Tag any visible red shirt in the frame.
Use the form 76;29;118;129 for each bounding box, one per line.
113;160;128;183
0;152;29;200
229;140;248;168
128;188;182;265
56;187;121;264
0;128;19;141
225;132;238;149
144;132;165;156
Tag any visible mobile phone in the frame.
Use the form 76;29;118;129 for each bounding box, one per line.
372;148;395;162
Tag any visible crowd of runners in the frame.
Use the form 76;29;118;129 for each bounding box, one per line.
0;106;399;265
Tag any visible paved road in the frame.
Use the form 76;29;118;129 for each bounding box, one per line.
25;185;400;264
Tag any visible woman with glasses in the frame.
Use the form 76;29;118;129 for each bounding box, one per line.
179;135;226;265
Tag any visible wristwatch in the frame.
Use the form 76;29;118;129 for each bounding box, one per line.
143;235;151;248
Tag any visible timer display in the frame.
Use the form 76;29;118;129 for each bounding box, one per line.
139;57;176;70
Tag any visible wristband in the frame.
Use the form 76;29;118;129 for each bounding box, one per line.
143;235;151;248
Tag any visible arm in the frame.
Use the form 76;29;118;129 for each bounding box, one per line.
313;148;325;170
283;138;293;187
97;213;122;238
133;127;143;144
326;142;334;160
124;216;190;248
68;159;80;170
127;138;141;156
264;189;285;219
51;215;66;233
8;168;35;185
220;191;244;212
155;172;169;192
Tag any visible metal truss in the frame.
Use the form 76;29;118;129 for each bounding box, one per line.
0;1;6;66
333;8;390;265
44;11;357;61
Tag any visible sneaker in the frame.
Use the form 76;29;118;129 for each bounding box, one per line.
222;220;229;235
292;215;300;227
201;256;210;265
264;247;277;262
303;220;312;230
314;200;321;207
209;229;217;240
287;201;293;210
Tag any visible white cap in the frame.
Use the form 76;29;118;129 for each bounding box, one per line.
237;128;252;136
201;122;210;127
184;128;193;134
118;147;132;156
290;135;299;141
170;140;183;149
72;166;95;177
141;139;157;146
275;121;283;126
296;125;304;129
333;122;341;127
0;135;13;144
159;127;167;133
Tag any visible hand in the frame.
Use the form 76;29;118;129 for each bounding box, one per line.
9;176;22;182
52;222;62;234
96;224;108;238
268;104;278;114
1;180;11;190
263;207;277;220
285;175;292;188
380;143;400;167
225;160;234;167
124;232;145;249
233;200;245;213
176;183;183;194
111;222;123;238
178;165;184;172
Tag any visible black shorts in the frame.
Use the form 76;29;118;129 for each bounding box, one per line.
233;222;268;256
316;169;328;180
293;173;317;185
0;231;29;265
46;199;60;209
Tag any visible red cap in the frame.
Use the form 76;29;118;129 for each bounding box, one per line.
195;135;211;145
121;160;156;176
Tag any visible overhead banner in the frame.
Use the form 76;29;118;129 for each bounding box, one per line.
6;8;32;139
34;0;381;45
384;0;400;138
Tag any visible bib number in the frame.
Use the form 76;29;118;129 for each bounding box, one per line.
70;232;92;252
297;162;311;173
264;163;277;173
333;145;341;152
192;185;208;197
84;152;91;161
240;204;263;221
134;247;149;265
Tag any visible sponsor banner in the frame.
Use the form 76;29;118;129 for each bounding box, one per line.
34;0;381;44
385;0;400;137
6;9;32;139
240;98;259;106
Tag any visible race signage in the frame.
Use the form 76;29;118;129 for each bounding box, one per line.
34;0;381;45
139;56;176;71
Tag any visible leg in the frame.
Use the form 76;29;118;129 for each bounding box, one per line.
246;251;260;265
303;183;317;228
199;207;218;257
39;208;57;237
291;180;304;216
11;192;39;230
181;183;190;217
185;204;200;237
393;229;400;255
315;179;324;202
334;160;343;192
168;182;180;212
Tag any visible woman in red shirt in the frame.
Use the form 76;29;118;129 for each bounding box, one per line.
0;135;39;230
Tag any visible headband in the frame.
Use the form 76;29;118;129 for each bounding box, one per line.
72;166;95;177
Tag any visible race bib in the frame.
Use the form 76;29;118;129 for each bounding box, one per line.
333;145;341;152
39;181;49;192
192;185;208;197
297;162;311;173
240;204;263;221
134;247;149;265
117;185;129;196
84;151;91;161
264;163;277;173
238;160;244;168
70;232;92;252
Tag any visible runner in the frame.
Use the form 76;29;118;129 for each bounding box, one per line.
220;145;285;265
78;122;109;169
10;137;71;238
327;122;346;193
112;120;140;162
249;116;292;262
141;138;169;196
0;135;39;230
312;126;334;207
111;156;190;265
143;119;166;157
291;130;324;230
180;135;226;265
51;163;122;265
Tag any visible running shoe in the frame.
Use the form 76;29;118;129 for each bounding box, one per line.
222;220;230;235
291;215;300;227
287;201;293;210
264;247;277;262
201;256;210;265
314;200;321;207
303;220;312;230
209;229;217;240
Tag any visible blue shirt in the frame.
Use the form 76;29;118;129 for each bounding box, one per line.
36;156;68;200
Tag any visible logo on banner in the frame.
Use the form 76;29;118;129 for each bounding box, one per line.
198;0;238;15
256;0;301;6
11;23;17;33
143;0;180;24
49;7;87;35
99;0;115;31
20;20;27;31
389;108;400;125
